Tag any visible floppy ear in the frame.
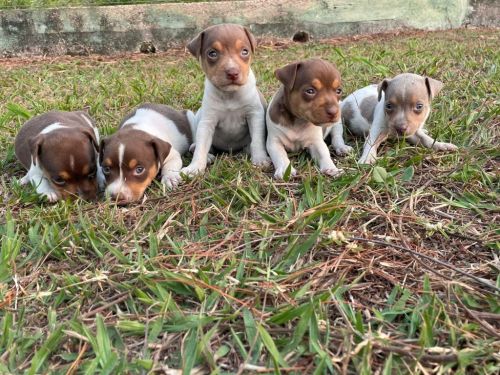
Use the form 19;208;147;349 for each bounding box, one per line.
378;79;390;102
275;62;301;91
151;138;172;167
187;31;205;58
29;134;44;165
425;77;443;99
243;26;257;53
99;138;108;165
82;127;99;153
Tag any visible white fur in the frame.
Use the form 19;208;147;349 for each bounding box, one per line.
106;143;130;200
40;123;65;134
181;69;270;176
266;95;343;180
21;156;59;202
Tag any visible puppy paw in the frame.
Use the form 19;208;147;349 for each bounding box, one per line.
20;175;30;185
321;167;344;178
274;165;297;180
331;144;353;156
161;172;182;189
252;154;272;168
358;154;377;165
432;142;458;152
38;186;59;202
181;164;205;177
207;153;216;165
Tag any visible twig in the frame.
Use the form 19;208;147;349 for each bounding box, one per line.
81;292;129;319
350;237;500;294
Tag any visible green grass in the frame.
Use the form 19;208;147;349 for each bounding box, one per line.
0;28;499;374
0;0;220;10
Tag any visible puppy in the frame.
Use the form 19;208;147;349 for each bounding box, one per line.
266;58;345;179
14;110;100;202
99;103;195;203
181;23;270;176
342;73;458;164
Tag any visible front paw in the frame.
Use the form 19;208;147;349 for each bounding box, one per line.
273;165;297;180
432;142;458;152
252;153;272;167
161;172;182;189
20;175;30;185
181;164;205;177
331;144;353;156
321;167;344;178
358;154;377;165
38;185;59;202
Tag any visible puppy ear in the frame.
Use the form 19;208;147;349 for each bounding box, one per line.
99;138;107;165
187;31;205;58
29;134;44;165
243;26;257;53
151;138;172;167
82;127;99;153
425;77;443;99
378;79;390;102
275;62;301;91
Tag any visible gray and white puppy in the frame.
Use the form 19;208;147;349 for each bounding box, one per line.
342;73;457;164
15;110;101;202
181;23;270;176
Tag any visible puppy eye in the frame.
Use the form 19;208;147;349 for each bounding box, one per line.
305;88;316;95
88;171;96;180
385;102;393;111
241;48;249;57
102;166;111;175
207;49;218;59
415;103;424;112
336;88;343;95
135;166;145;175
52;177;66;186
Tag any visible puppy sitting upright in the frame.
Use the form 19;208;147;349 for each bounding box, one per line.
266;58;345;179
342;73;458;164
15;110;100;202
99;104;194;203
181;23;270;176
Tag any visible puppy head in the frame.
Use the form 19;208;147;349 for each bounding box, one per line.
187;23;256;91
31;127;99;200
378;73;443;137
275;59;342;125
100;128;171;204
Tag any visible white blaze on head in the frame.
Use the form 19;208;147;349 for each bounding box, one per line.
105;143;133;201
41;122;66;134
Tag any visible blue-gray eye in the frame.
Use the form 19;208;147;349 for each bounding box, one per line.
336;88;343;95
305;88;316;95
102;166;111;175
415;103;424;111
241;48;249;57
52;177;66;186
88;171;96;180
207;50;218;59
135;166;145;175
385;102;393;111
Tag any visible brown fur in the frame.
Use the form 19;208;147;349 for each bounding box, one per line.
187;24;256;90
14;111;99;200
271;58;342;126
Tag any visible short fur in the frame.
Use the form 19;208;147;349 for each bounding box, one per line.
266;59;349;179
181;23;270;176
100;103;195;203
14;110;101;202
341;73;457;164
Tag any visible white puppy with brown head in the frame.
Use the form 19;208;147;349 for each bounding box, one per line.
181;23;270;176
15;110;101;202
342;73;458;164
99;103;195;203
266;58;346;179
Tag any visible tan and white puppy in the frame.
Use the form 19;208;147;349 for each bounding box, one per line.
99;103;195;203
266;58;346;179
342;73;458;164
181;23;270;176
15;110;101;202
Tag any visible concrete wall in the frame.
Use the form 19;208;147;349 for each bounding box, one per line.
0;0;497;57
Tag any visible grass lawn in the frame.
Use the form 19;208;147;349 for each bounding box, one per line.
0;28;499;374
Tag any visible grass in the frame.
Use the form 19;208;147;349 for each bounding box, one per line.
0;0;219;10
0;28;499;374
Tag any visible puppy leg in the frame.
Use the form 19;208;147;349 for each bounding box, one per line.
309;138;343;178
358;107;388;165
248;110;271;167
407;129;458;152
189;143;215;165
329;120;353;156
267;137;296;179
181;119;216;176
22;161;59;201
161;148;183;189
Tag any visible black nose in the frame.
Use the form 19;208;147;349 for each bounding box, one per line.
226;68;239;81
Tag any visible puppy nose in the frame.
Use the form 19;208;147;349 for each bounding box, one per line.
326;107;338;118
225;68;239;81
395;125;408;135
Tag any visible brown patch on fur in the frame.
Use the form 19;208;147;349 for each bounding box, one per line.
360;96;378;123
81;164;90;175
311;79;323;90
59;171;71;180
125;165;159;202
104;158;112;166
128;159;138;169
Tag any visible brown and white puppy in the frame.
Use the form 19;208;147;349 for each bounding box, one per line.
14;110;100;202
266;58;346;179
99;104;195;203
181;23;270;176
342;73;458;164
